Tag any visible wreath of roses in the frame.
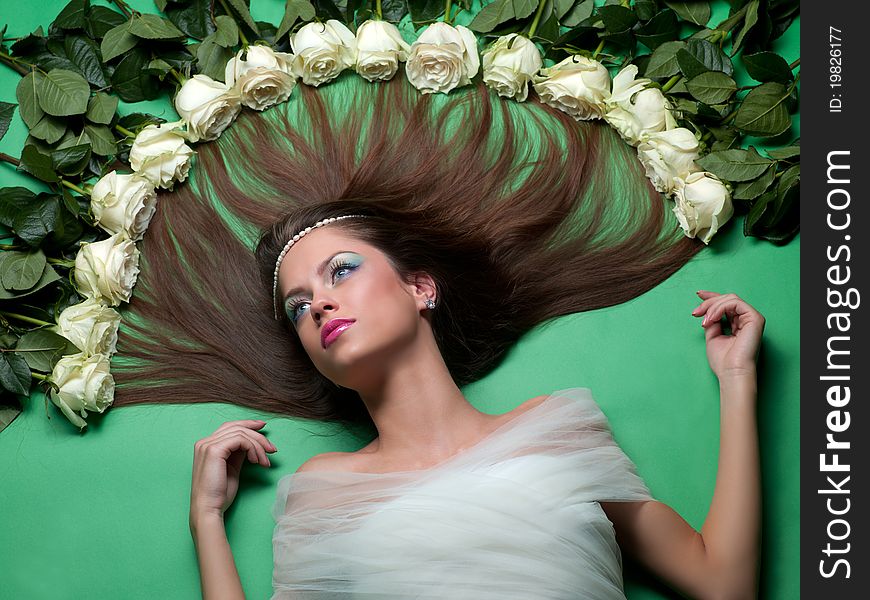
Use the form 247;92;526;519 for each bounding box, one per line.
0;0;800;431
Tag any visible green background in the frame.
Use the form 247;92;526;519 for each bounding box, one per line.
0;1;799;598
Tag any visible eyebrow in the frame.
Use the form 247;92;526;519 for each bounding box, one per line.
282;250;351;304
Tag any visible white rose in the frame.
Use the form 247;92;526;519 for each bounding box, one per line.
90;171;158;241
290;19;357;86
225;45;298;110
672;171;734;244
74;232;141;307
354;19;411;82
129;121;195;189
173;74;242;143
55;297;122;357
405;22;480;95
532;55;610;119
481;34;542;102
49;351;114;430
604;65;676;146
636;128;701;194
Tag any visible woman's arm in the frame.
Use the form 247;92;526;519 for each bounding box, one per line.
603;291;765;600
602;371;760;600
190;512;246;600
189;419;277;600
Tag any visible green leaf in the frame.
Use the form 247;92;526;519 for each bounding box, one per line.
0;187;37;229
15;71;45;129
128;13;185;40
53;0;87;30
663;1;711;26
0;406;23;436
36;69;90;117
744;164;799;243
514;0;540;20
469;0;516;33
742;51;793;84
0;250;46;290
276;0;317;40
676;39;733;78
598;5;638;33
731;0;759;56
634;0;658;21
11;192;61;248
86;119;113;156
0;351;30;397
51;143;92;176
533;5;561;44
47;202;84;250
0;260;61;300
686;71;736;104
224;0;261;35
645;40;686;78
29;114;67;144
195;36;233;82
562;0;593;27
696;147;772;182
18;145;59;183
64;35;110;88
213;15;240;48
15;329;76;373
553;0;573;20
101;22;138;62
733;164;776;200
0;102;17;143
166;0;216;40
766;145;800;160
635;9;679;50
734;82;791;137
111;49;160;103
85;92;119;125
85;6;127;39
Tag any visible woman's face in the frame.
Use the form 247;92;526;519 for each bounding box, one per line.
277;226;434;386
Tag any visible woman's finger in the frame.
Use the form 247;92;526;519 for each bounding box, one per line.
213;419;266;436
220;428;272;466
212;425;276;453
692;290;726;317
701;294;745;326
209;428;271;466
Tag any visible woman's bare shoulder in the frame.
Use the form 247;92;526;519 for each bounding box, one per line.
295;450;368;474
295;395;549;475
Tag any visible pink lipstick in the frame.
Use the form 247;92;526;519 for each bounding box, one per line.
321;318;355;349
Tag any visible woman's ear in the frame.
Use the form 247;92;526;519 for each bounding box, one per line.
409;272;438;308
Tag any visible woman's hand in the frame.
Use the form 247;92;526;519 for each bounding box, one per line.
190;420;278;522
692;290;766;380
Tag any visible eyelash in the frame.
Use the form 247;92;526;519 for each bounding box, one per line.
285;259;358;323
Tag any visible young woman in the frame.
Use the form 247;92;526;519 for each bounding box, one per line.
107;70;761;598
189;206;763;599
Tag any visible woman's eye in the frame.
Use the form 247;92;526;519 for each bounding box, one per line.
287;261;357;322
287;301;309;322
331;262;356;281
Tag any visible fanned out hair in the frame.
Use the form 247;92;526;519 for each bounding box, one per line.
109;68;703;428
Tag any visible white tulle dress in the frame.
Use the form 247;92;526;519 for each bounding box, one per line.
270;387;653;599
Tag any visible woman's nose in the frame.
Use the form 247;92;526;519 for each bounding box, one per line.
310;296;338;322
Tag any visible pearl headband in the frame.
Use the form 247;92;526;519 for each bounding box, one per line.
272;215;369;320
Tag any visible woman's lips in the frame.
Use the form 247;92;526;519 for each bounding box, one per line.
322;320;355;349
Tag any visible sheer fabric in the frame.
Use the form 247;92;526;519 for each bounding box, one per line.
271;387;653;599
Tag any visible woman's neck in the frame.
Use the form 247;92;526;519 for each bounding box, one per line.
353;332;493;464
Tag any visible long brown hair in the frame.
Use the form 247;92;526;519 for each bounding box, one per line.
110;69;703;428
